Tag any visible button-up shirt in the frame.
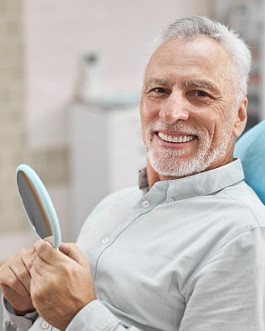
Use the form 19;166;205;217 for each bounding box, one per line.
3;159;265;330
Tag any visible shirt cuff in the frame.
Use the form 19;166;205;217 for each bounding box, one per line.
2;295;38;330
66;299;121;330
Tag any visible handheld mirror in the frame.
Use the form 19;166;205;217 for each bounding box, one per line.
16;164;61;248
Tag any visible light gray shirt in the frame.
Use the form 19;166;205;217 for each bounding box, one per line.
3;159;265;330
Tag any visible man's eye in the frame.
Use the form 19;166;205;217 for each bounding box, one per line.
187;90;213;104
149;87;168;95
194;90;210;97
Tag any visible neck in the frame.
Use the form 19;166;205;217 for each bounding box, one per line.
146;160;180;189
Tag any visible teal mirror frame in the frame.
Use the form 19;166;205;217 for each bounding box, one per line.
16;164;61;249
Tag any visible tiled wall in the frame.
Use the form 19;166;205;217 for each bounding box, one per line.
0;0;27;233
0;0;69;237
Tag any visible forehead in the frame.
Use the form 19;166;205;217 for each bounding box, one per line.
145;37;233;87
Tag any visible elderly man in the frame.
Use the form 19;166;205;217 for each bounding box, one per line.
1;16;265;331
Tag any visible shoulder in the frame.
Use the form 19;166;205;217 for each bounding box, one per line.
201;180;265;254
221;180;265;228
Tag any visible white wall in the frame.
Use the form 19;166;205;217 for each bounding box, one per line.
24;0;215;148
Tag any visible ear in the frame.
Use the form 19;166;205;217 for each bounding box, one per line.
232;97;248;138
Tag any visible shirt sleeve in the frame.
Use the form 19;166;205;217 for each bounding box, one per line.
2;296;38;331
66;300;142;331
179;227;265;331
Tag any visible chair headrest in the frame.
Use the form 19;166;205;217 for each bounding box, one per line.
234;120;265;204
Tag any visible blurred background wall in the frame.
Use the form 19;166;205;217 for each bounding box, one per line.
0;0;264;326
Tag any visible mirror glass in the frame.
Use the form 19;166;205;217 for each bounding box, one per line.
16;164;61;248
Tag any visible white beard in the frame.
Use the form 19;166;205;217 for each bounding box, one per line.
145;122;233;177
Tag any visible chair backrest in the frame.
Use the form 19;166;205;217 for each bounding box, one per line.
234;120;265;204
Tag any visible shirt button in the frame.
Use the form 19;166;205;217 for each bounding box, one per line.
168;197;175;203
41;321;50;329
142;200;150;208
101;237;110;245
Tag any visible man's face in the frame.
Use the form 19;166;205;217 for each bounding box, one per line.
140;36;247;179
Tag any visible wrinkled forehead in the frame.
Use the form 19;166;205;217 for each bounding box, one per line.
145;36;233;75
144;36;235;91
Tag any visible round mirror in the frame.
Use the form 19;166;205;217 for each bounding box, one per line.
16;164;61;248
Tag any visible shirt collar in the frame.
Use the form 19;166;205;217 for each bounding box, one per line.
138;159;245;201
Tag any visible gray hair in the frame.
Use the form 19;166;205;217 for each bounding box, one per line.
151;16;252;105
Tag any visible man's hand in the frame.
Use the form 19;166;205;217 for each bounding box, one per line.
0;248;35;315
30;240;96;331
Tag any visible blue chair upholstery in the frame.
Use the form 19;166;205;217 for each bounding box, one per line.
234;120;265;204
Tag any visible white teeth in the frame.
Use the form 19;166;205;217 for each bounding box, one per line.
158;132;194;143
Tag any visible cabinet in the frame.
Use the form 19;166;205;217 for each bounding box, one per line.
68;103;145;238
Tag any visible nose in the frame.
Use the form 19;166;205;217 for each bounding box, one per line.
159;92;189;124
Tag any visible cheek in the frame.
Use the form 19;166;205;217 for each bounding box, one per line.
140;99;159;131
204;111;234;146
141;98;158;119
191;109;218;136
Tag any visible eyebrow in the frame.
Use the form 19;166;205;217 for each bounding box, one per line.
182;80;220;94
145;78;171;87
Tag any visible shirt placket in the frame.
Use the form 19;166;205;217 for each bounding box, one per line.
90;185;168;281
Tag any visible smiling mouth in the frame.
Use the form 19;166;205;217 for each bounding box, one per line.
157;132;197;143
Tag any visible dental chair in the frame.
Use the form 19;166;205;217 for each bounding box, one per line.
234;120;265;204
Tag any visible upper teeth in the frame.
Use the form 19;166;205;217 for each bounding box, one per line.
158;132;194;143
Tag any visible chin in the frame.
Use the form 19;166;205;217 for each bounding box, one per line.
148;153;205;178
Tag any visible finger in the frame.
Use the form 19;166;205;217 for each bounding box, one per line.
44;236;53;245
23;251;36;271
20;250;35;292
34;240;86;268
33;239;71;269
0;283;31;310
31;254;53;276
33;240;55;265
8;249;34;295
10;264;31;295
59;242;87;265
30;263;42;280
0;266;29;299
29;265;42;297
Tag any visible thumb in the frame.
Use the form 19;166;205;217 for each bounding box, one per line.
59;242;86;265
